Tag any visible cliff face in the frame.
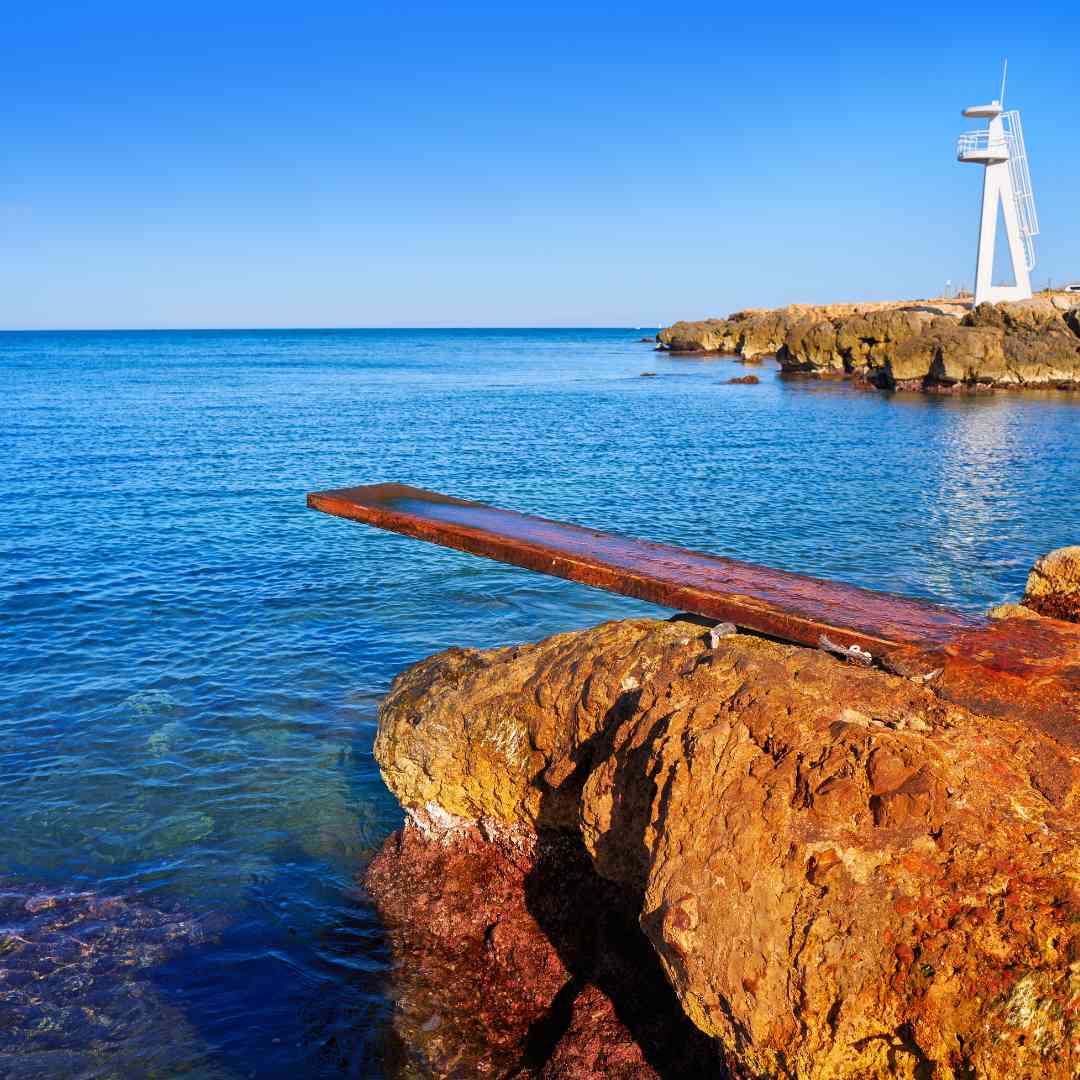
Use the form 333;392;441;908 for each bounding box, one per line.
658;294;1080;391
366;603;1080;1079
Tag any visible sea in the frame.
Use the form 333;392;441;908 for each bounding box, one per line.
3;328;1079;1077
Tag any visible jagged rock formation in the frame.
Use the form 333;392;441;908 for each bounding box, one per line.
1022;546;1080;623
366;609;1080;1079
658;294;1080;391
367;819;721;1078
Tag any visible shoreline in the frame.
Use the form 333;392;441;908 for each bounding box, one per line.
656;291;1080;393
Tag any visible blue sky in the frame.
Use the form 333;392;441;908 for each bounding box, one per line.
2;1;1076;328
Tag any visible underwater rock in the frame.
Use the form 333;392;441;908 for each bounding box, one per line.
371;617;1080;1079
0;880;219;1078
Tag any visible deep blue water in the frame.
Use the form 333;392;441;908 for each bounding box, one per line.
3;328;1079;1077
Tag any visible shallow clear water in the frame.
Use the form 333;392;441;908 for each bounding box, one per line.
3;328;1078;1077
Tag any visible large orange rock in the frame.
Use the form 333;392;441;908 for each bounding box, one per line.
374;618;1080;1079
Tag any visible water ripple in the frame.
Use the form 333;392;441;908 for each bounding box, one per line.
2;328;1078;1076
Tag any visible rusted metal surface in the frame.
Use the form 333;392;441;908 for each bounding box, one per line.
307;484;980;653
307;483;1080;743
926;618;1080;750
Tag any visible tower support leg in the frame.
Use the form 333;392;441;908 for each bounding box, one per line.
972;118;1032;307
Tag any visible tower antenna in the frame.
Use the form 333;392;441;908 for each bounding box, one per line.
1000;58;1008;106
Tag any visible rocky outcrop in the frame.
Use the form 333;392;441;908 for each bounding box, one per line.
367;819;722;1078
657;301;966;362
656;318;739;355
660;306;836;360
1022;546;1080;623
658;294;1080;392
366;616;1080;1079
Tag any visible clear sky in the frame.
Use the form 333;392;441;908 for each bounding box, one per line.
3;1;1076;329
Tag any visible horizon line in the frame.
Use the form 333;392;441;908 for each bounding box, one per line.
0;324;666;334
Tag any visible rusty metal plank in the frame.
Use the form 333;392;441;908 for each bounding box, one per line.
307;483;982;652
307;483;1080;744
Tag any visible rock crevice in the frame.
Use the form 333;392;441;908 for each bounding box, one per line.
366;610;1080;1077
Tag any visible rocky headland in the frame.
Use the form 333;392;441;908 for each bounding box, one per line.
657;293;1080;392
365;550;1080;1078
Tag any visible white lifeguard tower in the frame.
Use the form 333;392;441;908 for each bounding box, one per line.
956;63;1039;306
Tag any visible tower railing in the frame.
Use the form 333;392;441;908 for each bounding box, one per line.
956;130;1007;161
1002;110;1039;270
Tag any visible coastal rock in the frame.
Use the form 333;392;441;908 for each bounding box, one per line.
778;308;939;377
927;324;1008;385
365;810;723;1078
987;602;1043;621
778;318;843;372
661;293;1080;390
658;307;806;358
658;318;741;354
1022;546;1080;622
365;823;570;1077
738;308;799;359
370;618;1080;1080
834;309;937;374
964;297;1069;332
999;325;1080;386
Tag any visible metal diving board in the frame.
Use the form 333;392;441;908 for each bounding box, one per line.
307;483;1080;745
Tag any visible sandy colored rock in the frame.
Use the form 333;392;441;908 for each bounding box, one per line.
660;293;1080;390
930;324;1009;383
987;602;1043;621
374;621;689;832
965;297;1071;332
1022;546;1080;622
374;618;1080;1080
738;308;800;359
657;318;740;354
779;317;844;372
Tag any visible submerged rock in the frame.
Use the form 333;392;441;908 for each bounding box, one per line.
0;881;220;1078
368;616;1080;1079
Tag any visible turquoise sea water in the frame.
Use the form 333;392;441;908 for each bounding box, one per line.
3;328;1079;1077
